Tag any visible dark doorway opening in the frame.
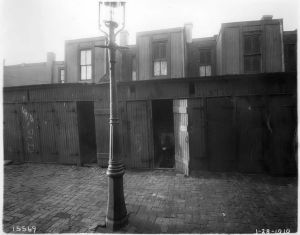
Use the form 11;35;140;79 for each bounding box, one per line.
77;101;97;165
152;99;175;168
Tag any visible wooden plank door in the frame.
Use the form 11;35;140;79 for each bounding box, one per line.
206;97;236;171
37;103;59;163
188;99;207;171
268;95;297;175
54;102;80;165
3;104;23;162
127;101;152;168
173;99;190;176
236;97;264;173
94;102;110;167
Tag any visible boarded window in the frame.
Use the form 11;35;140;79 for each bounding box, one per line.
80;50;92;80
199;49;212;77
244;34;261;73
153;41;167;76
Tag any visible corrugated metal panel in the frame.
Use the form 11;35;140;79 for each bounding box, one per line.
137;36;151;80
3;104;23;162
94;101;110;167
126;101;152;168
265;24;283;72
223;27;240;75
173;99;189;175
170;31;184;78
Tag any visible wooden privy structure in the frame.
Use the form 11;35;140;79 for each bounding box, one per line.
3;72;297;176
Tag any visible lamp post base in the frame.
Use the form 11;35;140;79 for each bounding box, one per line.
106;161;128;231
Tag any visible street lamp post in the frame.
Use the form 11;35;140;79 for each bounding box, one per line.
97;1;128;230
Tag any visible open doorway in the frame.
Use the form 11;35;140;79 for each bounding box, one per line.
77;101;97;165
152;99;175;168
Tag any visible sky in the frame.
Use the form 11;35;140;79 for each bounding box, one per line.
2;0;299;65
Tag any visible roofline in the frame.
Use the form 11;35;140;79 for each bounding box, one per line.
192;37;217;43
137;27;184;37
3;72;296;91
221;18;283;29
4;62;47;68
65;36;107;44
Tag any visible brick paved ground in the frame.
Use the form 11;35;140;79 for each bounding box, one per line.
3;164;297;233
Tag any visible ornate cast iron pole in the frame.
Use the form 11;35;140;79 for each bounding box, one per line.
97;1;128;230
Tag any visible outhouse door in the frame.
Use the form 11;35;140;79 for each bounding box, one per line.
173;99;190;176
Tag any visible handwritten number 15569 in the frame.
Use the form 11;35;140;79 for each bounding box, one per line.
12;226;36;233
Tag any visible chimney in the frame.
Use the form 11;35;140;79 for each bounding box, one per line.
184;23;193;43
119;30;129;46
261;15;273;20
46;52;55;83
47;52;56;63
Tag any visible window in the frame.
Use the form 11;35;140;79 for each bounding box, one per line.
199;49;212;77
80;50;92;80
244;34;261;73
59;69;65;83
132;55;137;81
153;41;167;76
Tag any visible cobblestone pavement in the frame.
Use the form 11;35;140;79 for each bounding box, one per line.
3;164;297;233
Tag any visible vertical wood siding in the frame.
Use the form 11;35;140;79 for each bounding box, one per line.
188;99;207;171
173;99;189;175
54;102;80;164
265;24;284;72
65;43;78;83
94;101;110;167
3;104;23;162
126;101;152;168
216;33;223;75
171;31;185;78
206;97;236;171
223;27;240;75
137;36;151;80
36;103;59;163
236;96;264;173
20;103;42;162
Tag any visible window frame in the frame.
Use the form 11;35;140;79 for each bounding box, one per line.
152;40;168;78
243;32;262;74
80;49;92;81
199;48;212;77
59;68;65;83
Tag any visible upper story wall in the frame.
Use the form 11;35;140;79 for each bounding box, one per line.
65;37;112;84
136;27;186;80
3;52;64;87
187;37;217;77
283;30;297;72
216;17;285;75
